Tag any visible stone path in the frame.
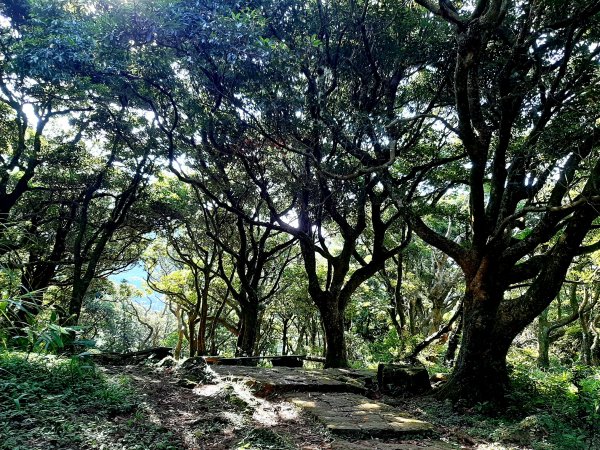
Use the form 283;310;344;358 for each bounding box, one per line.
289;392;433;438
330;439;457;450
211;366;372;396
210;365;435;439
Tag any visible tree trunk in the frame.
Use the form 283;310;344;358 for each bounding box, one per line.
281;317;289;355
236;303;259;359
196;302;208;356
174;327;184;360
537;308;550;368
195;272;211;356
67;279;88;326
580;309;592;365
430;300;444;334
383;255;406;341
208;296;227;355
591;317;600;366
188;318;197;357
436;329;512;404
295;324;306;354
435;288;512;404
310;321;317;348
444;314;462;366
319;300;348;368
409;296;420;335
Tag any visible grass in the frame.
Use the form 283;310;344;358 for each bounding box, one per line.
0;351;178;450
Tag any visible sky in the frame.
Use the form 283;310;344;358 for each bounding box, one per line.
108;263;166;311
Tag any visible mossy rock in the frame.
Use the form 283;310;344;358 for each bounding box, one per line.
219;384;251;410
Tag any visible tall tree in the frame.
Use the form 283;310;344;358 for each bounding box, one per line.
399;0;600;403
111;0;445;367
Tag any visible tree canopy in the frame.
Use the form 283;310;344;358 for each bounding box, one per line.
1;0;599;407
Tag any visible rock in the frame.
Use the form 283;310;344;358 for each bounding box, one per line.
377;363;431;396
495;415;547;445
364;377;382;400
430;373;448;382
289;392;433;438
430;372;448;388
211;366;368;396
180;356;207;370
178;356;217;384
157;356;177;368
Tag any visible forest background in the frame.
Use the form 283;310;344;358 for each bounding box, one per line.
1;2;600;447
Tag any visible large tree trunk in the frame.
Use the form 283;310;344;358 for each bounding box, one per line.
319;300;348;368
435;286;513;404
436;334;512;404
236;302;259;359
436;322;513;403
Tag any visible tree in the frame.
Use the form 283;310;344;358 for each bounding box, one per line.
399;0;600;403
0;0;157;329
111;0;442;367
208;203;296;358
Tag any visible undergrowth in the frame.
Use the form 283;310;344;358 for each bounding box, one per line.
420;348;600;450
0;351;177;450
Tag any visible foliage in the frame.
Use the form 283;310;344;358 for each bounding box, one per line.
419;351;600;450
504;353;600;449
0;351;180;449
0;295;83;352
0;351;158;450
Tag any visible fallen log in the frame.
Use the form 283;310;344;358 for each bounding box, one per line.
89;347;173;365
120;347;173;359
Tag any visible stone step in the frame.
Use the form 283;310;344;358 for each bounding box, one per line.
330;440;456;450
289;392;433;439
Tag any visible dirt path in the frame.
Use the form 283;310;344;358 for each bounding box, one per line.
101;365;464;450
103;365;334;449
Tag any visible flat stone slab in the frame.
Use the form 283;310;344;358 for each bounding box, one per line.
331;439;455;449
289;392;434;438
211;366;374;396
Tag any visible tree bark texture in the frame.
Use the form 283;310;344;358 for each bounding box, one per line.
236;302;259;361
319;300;349;368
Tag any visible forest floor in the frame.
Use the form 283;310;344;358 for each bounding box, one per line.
102;364;463;450
2;352;598;450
